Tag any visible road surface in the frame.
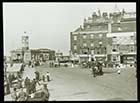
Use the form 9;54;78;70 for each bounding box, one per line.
35;64;137;101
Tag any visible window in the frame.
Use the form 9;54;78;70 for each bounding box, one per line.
87;25;90;29
74;36;77;41
74;45;77;50
91;50;94;54
130;36;134;40
83;35;87;39
112;45;117;52
83;43;87;47
74;53;77;56
99;34;103;38
130;46;134;52
91;43;94;47
97;51;100;54
118;27;122;31
99;41;102;45
90;34;94;38
112;49;116;52
113;36;117;43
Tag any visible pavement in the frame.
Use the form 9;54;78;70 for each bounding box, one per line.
4;63;137;101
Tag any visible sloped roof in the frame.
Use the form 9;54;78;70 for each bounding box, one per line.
74;27;83;32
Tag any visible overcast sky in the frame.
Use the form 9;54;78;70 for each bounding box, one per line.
3;2;136;56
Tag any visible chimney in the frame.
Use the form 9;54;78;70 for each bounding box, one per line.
80;25;82;29
92;12;97;20
102;12;108;18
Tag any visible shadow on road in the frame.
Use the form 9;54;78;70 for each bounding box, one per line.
103;71;117;74
106;97;124;101
71;92;88;96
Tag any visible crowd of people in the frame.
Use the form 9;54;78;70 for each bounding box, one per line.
9;70;50;101
4;62;51;101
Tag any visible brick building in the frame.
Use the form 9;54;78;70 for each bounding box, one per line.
70;10;109;62
107;10;136;65
70;7;136;64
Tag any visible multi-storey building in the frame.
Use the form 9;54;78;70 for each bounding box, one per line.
71;10;109;62
107;10;136;65
70;7;136;65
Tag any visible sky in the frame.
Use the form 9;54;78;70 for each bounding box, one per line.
3;2;136;56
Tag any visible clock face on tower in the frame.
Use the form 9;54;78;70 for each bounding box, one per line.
22;37;28;43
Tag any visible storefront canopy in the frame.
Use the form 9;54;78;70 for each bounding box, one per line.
6;63;22;73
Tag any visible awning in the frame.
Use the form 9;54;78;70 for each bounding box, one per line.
6;63;22;73
123;52;137;55
94;54;106;57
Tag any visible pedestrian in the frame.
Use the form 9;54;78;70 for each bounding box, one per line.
117;64;121;74
24;77;28;88
91;58;96;77
71;60;74;68
17;88;28;101
42;75;45;82
6;82;10;94
46;72;50;82
30;80;34;94
49;62;51;68
26;78;31;95
11;88;18;101
41;83;50;101
52;62;54;67
8;73;12;87
17;79;22;89
12;73;16;81
35;71;40;81
32;79;36;93
98;61;103;75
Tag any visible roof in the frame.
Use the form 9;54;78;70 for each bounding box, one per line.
74;27;83;32
72;30;108;35
7;63;22;73
107;32;135;37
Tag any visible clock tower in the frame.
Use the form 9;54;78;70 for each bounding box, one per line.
22;31;29;51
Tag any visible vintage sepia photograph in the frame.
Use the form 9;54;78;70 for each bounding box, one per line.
3;2;137;101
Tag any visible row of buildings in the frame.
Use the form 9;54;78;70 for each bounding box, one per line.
5;32;70;65
6;32;56;64
70;7;136;65
5;6;136;66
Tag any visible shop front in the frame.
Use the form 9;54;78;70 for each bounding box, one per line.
94;54;107;62
120;53;136;65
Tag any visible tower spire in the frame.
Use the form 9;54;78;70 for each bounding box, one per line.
98;8;101;17
115;3;117;9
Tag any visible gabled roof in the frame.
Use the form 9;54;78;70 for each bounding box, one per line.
74;27;83;32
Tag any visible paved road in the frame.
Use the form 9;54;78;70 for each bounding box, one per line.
36;64;137;101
